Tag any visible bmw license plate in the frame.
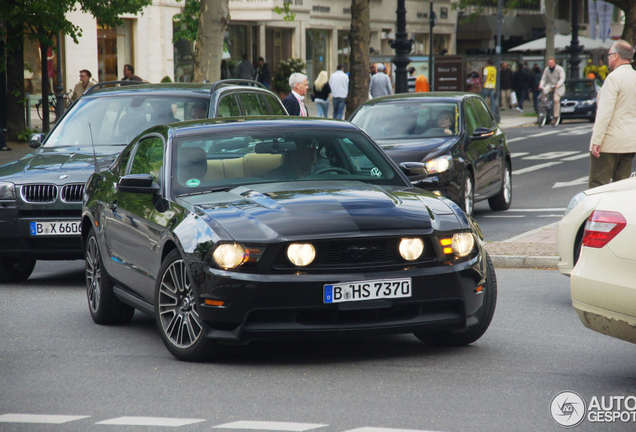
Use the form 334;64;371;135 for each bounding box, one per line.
30;221;81;236
561;106;576;113
324;278;411;304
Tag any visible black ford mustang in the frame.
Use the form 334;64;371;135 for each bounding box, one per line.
82;117;497;361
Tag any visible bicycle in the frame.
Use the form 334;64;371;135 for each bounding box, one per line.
537;86;560;128
36;90;73;123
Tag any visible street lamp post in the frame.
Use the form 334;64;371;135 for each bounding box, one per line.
389;0;413;94
494;0;503;123
429;2;436;90
567;0;583;79
55;32;65;119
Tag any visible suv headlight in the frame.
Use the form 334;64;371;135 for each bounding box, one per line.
0;181;16;200
424;155;452;174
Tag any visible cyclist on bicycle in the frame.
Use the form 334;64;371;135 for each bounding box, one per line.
539;57;566;124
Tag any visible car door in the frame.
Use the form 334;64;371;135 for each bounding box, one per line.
467;97;503;198
104;135;165;301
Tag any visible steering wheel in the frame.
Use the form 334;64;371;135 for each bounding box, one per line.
423;127;445;136
313;166;350;175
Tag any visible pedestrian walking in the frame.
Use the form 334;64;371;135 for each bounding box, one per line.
500;62;513;110
254;57;271;89
408;67;417;93
539;57;566;123
71;69;97;101
512;64;530;113
329;64;349;119
121;64;143;82
481;59;497;114
282;73;309;117
237;54;254;80
369;63;392;98
311;71;331;118
588;40;636;188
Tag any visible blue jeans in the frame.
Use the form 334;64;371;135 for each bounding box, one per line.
332;98;346;119
481;88;497;114
315;99;329;118
515;89;528;110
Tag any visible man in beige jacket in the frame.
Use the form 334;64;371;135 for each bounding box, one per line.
539;57;566;122
71;69;97;101
589;40;636;188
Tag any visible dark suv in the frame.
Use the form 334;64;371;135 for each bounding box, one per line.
0;80;287;282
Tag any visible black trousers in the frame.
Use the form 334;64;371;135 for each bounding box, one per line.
588;152;636;188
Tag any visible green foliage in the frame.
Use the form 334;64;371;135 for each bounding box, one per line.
453;0;539;23
274;1;296;22
271;58;306;94
17;126;41;142
161;76;173;83
172;0;201;42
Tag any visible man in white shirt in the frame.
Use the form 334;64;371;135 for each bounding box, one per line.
329;65;349;119
369;63;393;98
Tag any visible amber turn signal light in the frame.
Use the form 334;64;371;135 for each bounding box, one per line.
204;299;225;306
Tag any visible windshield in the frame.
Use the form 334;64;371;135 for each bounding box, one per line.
565;81;597;95
172;127;406;195
45;95;209;147
352;101;460;139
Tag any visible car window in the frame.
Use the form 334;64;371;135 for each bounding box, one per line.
351;101;460;139
471;98;496;129
111;146;133;176
217;95;241;117
464;100;480;136
237;93;269;116
172;128;405;195
129;136;164;182
263;94;286;115
566;81;596;94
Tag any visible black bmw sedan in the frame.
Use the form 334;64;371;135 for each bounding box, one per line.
350;93;512;216
82;117;496;361
559;79;601;122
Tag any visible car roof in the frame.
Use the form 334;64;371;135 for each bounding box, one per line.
166;117;359;138
360;92;476;107
83;81;274;99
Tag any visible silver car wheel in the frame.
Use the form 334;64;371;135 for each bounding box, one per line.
502;167;512;204
85;235;101;313
464;175;474;215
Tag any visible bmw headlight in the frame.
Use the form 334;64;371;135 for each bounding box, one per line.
452;233;475;257
399;238;424;261
564;192;586;216
424;155;452;174
212;243;247;269
0;181;16;200
287;243;316;266
581;99;595;106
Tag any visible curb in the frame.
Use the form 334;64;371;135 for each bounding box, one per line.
490;255;559;270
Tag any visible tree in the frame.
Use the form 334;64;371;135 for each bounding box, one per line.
603;1;636;47
0;0;152;133
192;0;229;83
345;0;371;120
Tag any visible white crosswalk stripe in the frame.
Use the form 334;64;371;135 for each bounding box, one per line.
213;421;328;431
0;414;90;424
96;416;206;426
512;161;562;175
344;427;446;432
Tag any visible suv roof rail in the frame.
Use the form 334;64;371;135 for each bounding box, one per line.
84;80;149;96
209;79;267;94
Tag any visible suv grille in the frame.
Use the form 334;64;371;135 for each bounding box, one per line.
61;184;85;203
21;185;58;203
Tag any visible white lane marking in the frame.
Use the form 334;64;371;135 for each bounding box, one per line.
537;215;565;217
502;208;566;212
557;128;593;136
96;416;206;426
502;221;560;243
344;428;446;432
510;152;530;157
553;176;589;188
526;129;566;138
561;153;590;161
512;161;562;175
483;215;526;218
522;151;579;160
526;126;592;139
507;137;526;143
0;414;90;424
213;421;328;431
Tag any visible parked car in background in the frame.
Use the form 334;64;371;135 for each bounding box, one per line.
349;93;512;216
559;78;602;122
82;117;497;362
556;177;636;276
0;80;287;283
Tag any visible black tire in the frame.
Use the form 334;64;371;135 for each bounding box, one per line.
85;228;135;325
414;253;497;347
488;163;512;211
0;258;36;283
36;101;57;123
155;249;222;362
537;106;547;128
459;172;474;216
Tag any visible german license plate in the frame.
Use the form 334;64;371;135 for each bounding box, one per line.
30;221;81;236
324;278;412;304
561;106;576;113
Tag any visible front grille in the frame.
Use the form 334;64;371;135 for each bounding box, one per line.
61;184;85;203
21;184;58;203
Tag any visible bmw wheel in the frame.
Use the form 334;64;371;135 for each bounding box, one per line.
156;249;221;362
488;163;512;211
0;258;36;283
85;228;135;324
459;173;474;216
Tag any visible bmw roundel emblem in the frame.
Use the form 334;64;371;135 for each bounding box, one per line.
58;175;69;179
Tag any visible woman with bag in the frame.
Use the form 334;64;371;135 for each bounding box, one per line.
312;71;331;118
512;64;530;113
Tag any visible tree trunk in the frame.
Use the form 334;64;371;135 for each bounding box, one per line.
618;2;636;46
5;20;26;138
345;0;370;120
193;0;229;83
544;0;557;64
40;40;50;132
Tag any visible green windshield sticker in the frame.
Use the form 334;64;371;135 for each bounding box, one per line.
186;179;201;187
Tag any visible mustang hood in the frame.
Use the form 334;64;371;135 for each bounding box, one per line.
181;181;456;242
0;146;119;183
374;136;458;164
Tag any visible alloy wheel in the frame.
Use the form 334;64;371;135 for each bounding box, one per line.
464;175;474;215
85;236;101;313
502;167;512;204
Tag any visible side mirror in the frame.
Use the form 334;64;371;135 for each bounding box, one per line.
400;162;428;179
472;127;494;140
117;174;160;194
28;133;46;149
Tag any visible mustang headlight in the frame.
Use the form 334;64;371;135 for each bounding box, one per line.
0;181;16;200
399;238;424;261
565;192;586;216
424;155;452;174
452;233;475;257
287;243;316;266
213;243;247;269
